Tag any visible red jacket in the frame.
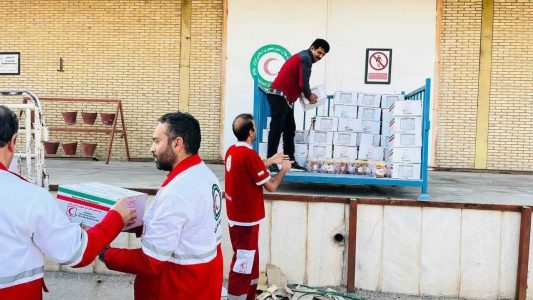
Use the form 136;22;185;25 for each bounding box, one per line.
270;49;313;103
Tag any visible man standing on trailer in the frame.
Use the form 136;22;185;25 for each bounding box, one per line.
0;105;136;299
101;112;224;299
225;113;291;300
265;38;330;172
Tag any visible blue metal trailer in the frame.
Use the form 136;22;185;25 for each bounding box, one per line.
253;78;431;201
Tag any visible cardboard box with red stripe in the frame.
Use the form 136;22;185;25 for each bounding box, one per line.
56;182;147;230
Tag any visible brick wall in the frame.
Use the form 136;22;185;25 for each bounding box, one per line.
0;0;223;161
436;0;532;171
436;0;482;169
487;0;533;171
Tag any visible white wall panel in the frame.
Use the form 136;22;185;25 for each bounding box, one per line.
381;206;422;294
420;208;461;296
499;212;520;298
355;204;384;290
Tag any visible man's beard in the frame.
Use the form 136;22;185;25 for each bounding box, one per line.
154;147;176;171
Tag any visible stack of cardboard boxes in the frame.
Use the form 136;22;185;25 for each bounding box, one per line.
258;92;423;179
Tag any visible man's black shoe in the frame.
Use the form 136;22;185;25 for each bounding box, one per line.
291;162;306;171
268;164;280;173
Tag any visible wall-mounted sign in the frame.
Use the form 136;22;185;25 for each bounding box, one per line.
365;48;391;84
250;44;291;89
0;52;20;75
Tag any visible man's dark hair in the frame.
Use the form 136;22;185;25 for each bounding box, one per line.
311;38;330;53
232;113;255;142
158;112;201;155
0;105;19;147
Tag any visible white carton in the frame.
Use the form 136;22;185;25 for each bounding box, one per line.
387;147;421;163
258;142;283;158
357;133;374;146
294;130;310;144
358;107;381;122
337;118;362;132
332;104;358;119
333;91;358;106
381;94;404;108
389;116;422;134
333;145;358;160
390;100;422;116
294;144;309;157
358;93;381;108
314;116;339;131
360;120;381;135
382;108;391;124
358;145;384;161
381;135;390;148
300;84;328;111
388;131;422;147
333;132;358;146
308;130;334;145
262;129;269;143
389;163;421;179
308;144;333;159
266;117;272;129
57;182;147;230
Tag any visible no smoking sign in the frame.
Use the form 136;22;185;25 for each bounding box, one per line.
365;48;392;84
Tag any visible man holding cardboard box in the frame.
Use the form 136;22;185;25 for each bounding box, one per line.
0;105;137;299
101;112;224;299
265;38;330;172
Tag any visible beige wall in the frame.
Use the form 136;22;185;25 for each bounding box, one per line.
0;0;223;160
436;0;532;171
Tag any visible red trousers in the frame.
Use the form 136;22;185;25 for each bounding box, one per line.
227;224;259;300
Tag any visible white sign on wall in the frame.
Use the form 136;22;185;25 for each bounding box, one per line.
365;48;392;84
0;52;20;75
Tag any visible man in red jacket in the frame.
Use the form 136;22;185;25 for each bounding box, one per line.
266;38;330;172
0;105;136;299
225;113;291;300
101;112;224;299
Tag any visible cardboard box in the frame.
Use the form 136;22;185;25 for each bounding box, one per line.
357;133;373;146
360;120;381;135
57;182;147;230
314;117;339;131
358;145;385;161
390;100;422;116
389;116;422;134
389;163;421;179
332;104;358;119
308;144;333;159
358;93;381;108
300;85;328;111
294;144;308;157
382;108;391;124
294;130;310;144
358;107;381;122
262;129;269;143
337;118;362;132
266;117;271;129
259;142;283;158
381;94;404;109
333;145;358;160
381;135;389;148
333;132;358;146
388;132;422;147
387;147;421;163
308;130;334;145
333;91;358;106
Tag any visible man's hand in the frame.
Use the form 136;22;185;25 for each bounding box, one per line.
268;152;289;166
308;93;319;104
111;197;137;229
280;159;292;172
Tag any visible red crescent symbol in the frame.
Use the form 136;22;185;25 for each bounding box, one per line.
263;58;278;76
67;206;76;216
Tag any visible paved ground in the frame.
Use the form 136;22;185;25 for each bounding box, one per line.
31;158;533;299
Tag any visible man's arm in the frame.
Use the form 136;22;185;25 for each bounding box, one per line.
263;159;291;192
300;51;313;99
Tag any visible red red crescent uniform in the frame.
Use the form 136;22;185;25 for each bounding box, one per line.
0;163;124;299
103;154;224;299
224;142;270;300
